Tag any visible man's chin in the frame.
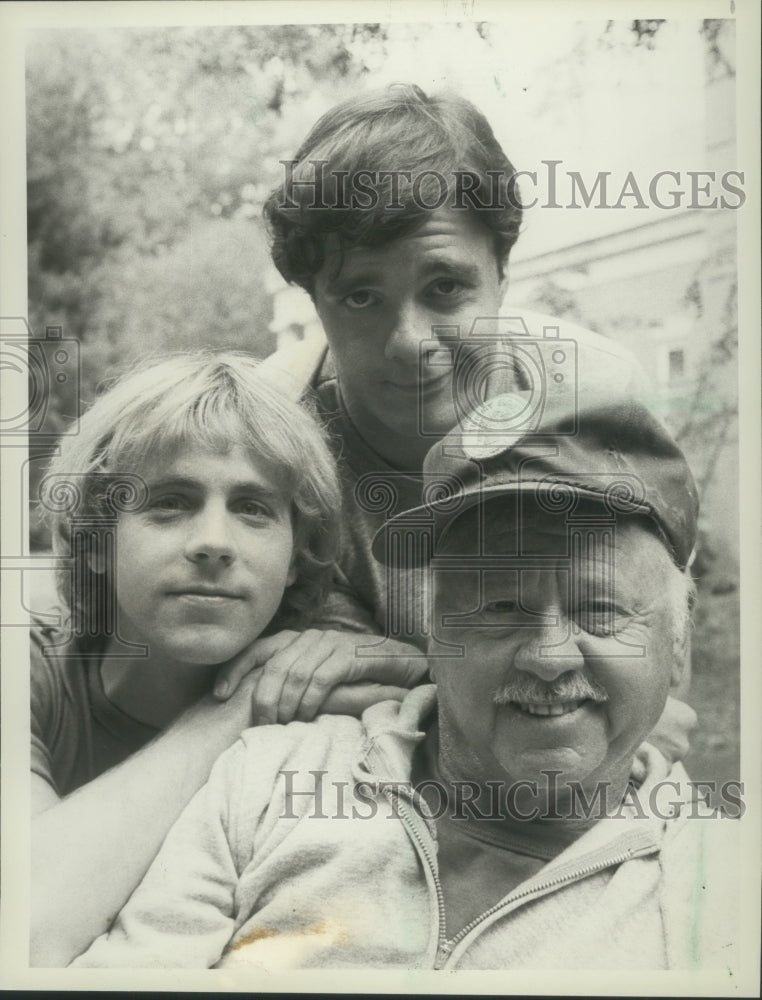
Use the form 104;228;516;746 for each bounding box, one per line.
375;401;458;441
495;745;608;795
160;631;253;668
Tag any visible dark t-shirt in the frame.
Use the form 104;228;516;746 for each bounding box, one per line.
310;357;429;648
31;620;158;797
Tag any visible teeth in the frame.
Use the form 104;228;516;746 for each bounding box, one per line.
517;701;582;717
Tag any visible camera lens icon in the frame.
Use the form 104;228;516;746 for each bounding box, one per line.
455;339;547;430
418;317;578;438
0;319;80;436
1;341;49;432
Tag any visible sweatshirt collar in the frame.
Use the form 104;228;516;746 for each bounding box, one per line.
353;687;704;864
355;685;436;785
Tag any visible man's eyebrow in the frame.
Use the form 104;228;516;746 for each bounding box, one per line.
144;476;282;499
143;475;199;491
229;482;285;502
324;268;382;294
325;255;482;293
417;256;482;283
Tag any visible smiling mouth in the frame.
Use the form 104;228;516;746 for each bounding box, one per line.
513;700;589;717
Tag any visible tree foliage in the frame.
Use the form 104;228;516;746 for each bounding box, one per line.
26;24;390;420
25;24;391;543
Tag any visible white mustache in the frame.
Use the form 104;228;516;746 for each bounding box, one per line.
493;672;608;706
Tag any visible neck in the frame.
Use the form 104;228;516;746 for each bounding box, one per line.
340;390;438;471
424;727;634;850
99;638;213;729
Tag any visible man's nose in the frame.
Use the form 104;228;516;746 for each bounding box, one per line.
512;608;585;681
184;503;236;565
384;301;430;365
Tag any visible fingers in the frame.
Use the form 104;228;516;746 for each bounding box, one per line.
320;683;409;718
250;631;429;726
213;631;299;699
287;646;364;722
253;630;349;725
672;697;698;733
629;754;647;785
343;637;429;688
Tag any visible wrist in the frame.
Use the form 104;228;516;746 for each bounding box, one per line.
175;679;256;740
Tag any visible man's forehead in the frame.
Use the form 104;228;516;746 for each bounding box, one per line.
440;503;572;553
132;443;289;496
438;501;663;562
433;506;672;607
318;210;493;282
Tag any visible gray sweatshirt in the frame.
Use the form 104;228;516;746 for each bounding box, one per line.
73;686;738;973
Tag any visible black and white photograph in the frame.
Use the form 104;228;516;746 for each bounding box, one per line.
0;0;759;994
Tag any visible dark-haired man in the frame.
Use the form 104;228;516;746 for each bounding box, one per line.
222;84;693;766
244;84;524;707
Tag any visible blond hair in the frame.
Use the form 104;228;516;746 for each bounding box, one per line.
41;351;341;641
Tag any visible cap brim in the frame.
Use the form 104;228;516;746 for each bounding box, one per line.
370;480;653;566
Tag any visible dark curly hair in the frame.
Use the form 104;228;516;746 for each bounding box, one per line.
264;84;523;295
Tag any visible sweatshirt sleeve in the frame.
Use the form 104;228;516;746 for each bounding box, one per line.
70;739;248;969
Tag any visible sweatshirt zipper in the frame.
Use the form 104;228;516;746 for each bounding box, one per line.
387;785;651;971
439;846;648;967
384;790;448;962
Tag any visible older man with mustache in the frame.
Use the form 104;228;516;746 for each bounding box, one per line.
71;396;739;972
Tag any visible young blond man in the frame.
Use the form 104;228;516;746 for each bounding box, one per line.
31;350;410;966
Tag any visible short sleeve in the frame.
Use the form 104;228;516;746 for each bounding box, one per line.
30;627;60;793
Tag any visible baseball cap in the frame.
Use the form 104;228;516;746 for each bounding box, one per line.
371;392;699;569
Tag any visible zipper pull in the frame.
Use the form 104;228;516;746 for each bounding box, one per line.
434;940;452;969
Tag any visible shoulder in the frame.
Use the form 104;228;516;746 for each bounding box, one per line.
201;715;366;862
30;618;93;793
499;307;648;400
656;764;741;943
234;713;365;782
30;618;83;703
659;764;744;968
258;336;330;400
659;808;742;969
30;618;103;755
228;690;430;788
663;798;742;865
207;713;365;822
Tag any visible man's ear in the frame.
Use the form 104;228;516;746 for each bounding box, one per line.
669;623;690;693
670;573;696;694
